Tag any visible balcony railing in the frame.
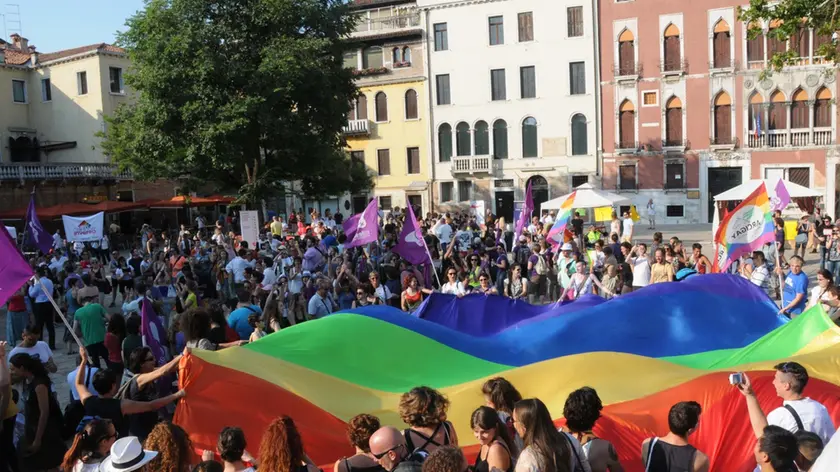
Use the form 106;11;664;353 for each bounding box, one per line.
710;136;739;148
709;59;737;72
616;182;638;192
660;59;687;75
352;11;421;37
615;141;639;153
342;119;370;136
662;138;688;151
0;163;133;182
746;128;834;148
451;155;491;175
790;130;809;147
613;64;641;81
815;128;833;145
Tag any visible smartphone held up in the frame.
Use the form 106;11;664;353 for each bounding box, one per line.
729;372;744;385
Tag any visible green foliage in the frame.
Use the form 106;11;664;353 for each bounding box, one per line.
100;0;373;203
739;0;840;78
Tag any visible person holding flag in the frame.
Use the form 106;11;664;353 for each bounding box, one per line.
514;181;534;244
25;189;53;255
393;204;439;288
546;192;576;247
712;182;778;275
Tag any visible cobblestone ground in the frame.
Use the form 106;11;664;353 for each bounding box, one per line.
0;224;822;409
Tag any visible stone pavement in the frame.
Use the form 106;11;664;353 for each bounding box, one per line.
0;224;823;409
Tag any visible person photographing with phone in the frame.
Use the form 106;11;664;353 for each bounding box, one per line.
733;362;835;469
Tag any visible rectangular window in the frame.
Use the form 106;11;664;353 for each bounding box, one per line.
572;175;589;187
619;164;636;190
77;71;88;95
109;67;124;94
569;62;585;95
666;205;685;218
41;78;51;102
407;147;421;174
377;149;391;176
350;151;365;167
441;182;454;202
436;74;451;105
567;6;583;37
458;181;471;202
643;91;658;106
434;23;449;51
490;69;506;101
518;12;534;42
520;66;536;99
665;163;683;189
379;196;392;211
12;79;26;103
343;51;358;69
489;16;504;45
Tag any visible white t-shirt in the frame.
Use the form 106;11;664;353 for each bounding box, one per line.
767;398;836;446
9;341;53;364
622;218;634;238
374;284;393;303
441;281;466;296
809;285;831;307
631;256;651;287
435;224;453;244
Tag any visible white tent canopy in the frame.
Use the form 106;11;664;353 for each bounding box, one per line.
541;183;630;210
713;178;820;201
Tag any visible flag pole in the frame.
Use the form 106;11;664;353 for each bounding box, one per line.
34;275;86;352
422;241;442;288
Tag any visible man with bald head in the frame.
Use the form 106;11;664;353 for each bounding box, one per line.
369;426;423;472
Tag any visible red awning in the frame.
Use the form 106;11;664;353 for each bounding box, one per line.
0;201;149;219
148;195;235;208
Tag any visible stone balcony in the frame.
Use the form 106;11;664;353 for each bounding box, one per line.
0;163;133;183
451;155;491;175
351;11;421;38
342;119;371;136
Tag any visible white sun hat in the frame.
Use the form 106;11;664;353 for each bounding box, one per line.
100;436;159;472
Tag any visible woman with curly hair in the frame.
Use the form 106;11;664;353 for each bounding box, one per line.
399;386;459;456
143;421;195;472
471;406;517;472
421;446;468;472
181;309;246;351
258;416;319;472
561;388;623;472
61;417;118;471
334;414;386;472
482;377;523;451
512;399;591;472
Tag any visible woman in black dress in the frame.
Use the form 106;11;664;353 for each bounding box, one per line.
9;353;67;471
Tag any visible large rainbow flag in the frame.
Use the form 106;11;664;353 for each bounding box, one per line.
175;275;840;472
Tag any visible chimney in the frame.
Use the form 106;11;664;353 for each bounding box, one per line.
10;33;27;50
28;45;37;65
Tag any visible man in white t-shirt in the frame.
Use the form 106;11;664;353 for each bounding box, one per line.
622;211;635;243
434;218;453;252
8;325;58;373
628;243;650;290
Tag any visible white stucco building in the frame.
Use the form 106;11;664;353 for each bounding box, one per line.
418;0;600;221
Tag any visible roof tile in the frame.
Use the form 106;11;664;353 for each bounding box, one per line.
1;42;125;67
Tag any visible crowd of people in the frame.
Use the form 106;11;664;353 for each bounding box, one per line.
0;204;837;472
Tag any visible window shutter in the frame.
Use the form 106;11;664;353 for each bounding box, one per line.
405;90;418;119
357;95;368;120
375;93;388;122
407;147;420;174
620;111;634;147
378;149;391;175
713;32;731;67
666;108;682;144
715;105;732;143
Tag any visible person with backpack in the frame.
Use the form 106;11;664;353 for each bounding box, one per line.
512;398;591;472
562;387;623;472
641;401;709;472
399;386;459;458
369;426;425;472
527;244;548;305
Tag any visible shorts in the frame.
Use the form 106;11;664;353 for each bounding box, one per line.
529;275;547;296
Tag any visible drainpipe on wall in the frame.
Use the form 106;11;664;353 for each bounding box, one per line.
591;0;603;185
422;7;437;211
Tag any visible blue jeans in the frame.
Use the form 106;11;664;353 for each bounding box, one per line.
828;260;840;282
5;310;28;344
820;246;827;271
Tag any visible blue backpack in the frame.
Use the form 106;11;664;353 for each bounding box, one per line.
675;268;697;281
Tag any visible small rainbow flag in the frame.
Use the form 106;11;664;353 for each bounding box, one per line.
713;182;775;273
547;191;576;246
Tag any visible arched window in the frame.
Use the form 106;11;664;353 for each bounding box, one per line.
713;20;731;68
402;47;412;64
363;46;383;69
748;92;764;132
438;124;452;162
665;96;683;146
767;20;786;58
392;47;401;64
474;121;489;155
815;87;832;128
769;90;786;130
791;89;809;129
618;29;635;75
456;122;471;156
571;114;587;156
351;94;367;120
522;117;538;158
713;91;732;144
618;100;635;148
663;24;681;71
375;92;388;122
493;120;508;159
404;89;418;120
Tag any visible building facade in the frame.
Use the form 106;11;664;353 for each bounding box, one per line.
419;0;600;222
341;0;431;216
599;1;838;223
0;34;177;213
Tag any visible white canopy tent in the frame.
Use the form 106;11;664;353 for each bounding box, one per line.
541;183;630;210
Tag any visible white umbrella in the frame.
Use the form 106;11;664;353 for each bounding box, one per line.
713;178;820;201
541;183;630;210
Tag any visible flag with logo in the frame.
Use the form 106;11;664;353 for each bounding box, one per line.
547;192;576;246
141;296;168;366
713;183;776;273
514;181;534;242
393;204;428;265
344;199;379;249
0;224;33;307
25;191;53;254
771;178;791;211
61;212;105;242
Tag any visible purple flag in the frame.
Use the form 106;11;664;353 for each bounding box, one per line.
344;199;379;249
141;296;168;366
514;181;534;242
772;178;791;211
25;192;52;254
342;213;361;241
393;204;428;265
0;225;33;307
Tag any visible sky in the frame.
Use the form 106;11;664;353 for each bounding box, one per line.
12;0;145;53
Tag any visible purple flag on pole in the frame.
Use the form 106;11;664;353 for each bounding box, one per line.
344;199;379;249
25;192;52;254
772;178;791;211
342;213;361;241
514;181;534;242
141;296;168;366
393;204;428;265
0;225;33;307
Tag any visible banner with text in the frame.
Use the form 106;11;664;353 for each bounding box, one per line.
240;210;260;249
61;212;104;242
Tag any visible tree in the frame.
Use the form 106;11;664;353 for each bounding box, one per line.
101;0;373;203
739;0;840;75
